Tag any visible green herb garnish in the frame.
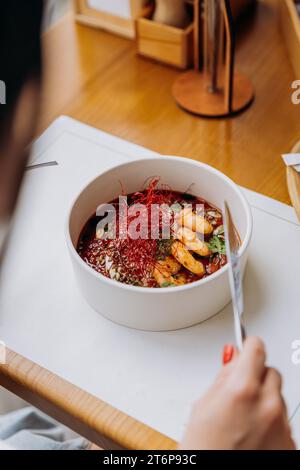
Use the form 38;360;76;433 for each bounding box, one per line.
208;236;226;255
161;281;176;288
156;239;174;260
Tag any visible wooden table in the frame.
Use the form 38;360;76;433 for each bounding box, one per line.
0;0;299;450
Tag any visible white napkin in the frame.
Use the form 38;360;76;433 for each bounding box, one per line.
282;154;300;173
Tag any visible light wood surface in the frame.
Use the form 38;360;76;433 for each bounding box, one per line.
1;0;300;450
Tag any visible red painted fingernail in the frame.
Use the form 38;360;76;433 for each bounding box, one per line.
223;344;234;365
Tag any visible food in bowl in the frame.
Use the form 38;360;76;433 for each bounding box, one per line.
67;156;252;331
77;178;227;288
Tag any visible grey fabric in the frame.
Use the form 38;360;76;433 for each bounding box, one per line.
0;407;89;450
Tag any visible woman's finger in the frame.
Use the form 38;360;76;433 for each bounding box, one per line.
263;368;282;392
232;337;266;385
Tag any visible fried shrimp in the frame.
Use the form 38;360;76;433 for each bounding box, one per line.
176;227;211;257
177;208;213;235
156;256;181;274
171;241;205;276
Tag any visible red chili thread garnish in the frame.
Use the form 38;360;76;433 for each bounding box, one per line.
85;178;178;286
77;178;226;287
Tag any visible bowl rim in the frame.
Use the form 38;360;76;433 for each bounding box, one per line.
66;155;253;295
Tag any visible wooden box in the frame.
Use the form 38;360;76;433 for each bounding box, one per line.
74;0;149;39
280;0;300;77
136;6;193;70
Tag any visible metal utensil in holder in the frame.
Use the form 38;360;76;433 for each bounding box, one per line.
172;0;254;117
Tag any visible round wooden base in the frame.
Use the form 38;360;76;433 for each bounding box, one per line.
172;70;254;118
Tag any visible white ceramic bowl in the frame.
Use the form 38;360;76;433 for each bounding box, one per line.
66;156;252;331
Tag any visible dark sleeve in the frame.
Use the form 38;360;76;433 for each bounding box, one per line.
0;0;43;130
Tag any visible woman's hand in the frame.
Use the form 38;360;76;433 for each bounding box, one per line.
180;337;295;450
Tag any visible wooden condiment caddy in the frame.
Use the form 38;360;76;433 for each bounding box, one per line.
136;4;194;69
135;0;256;70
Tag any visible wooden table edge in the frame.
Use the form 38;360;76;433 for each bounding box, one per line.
0;349;177;450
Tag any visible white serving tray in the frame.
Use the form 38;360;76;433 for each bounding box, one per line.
1;116;300;445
